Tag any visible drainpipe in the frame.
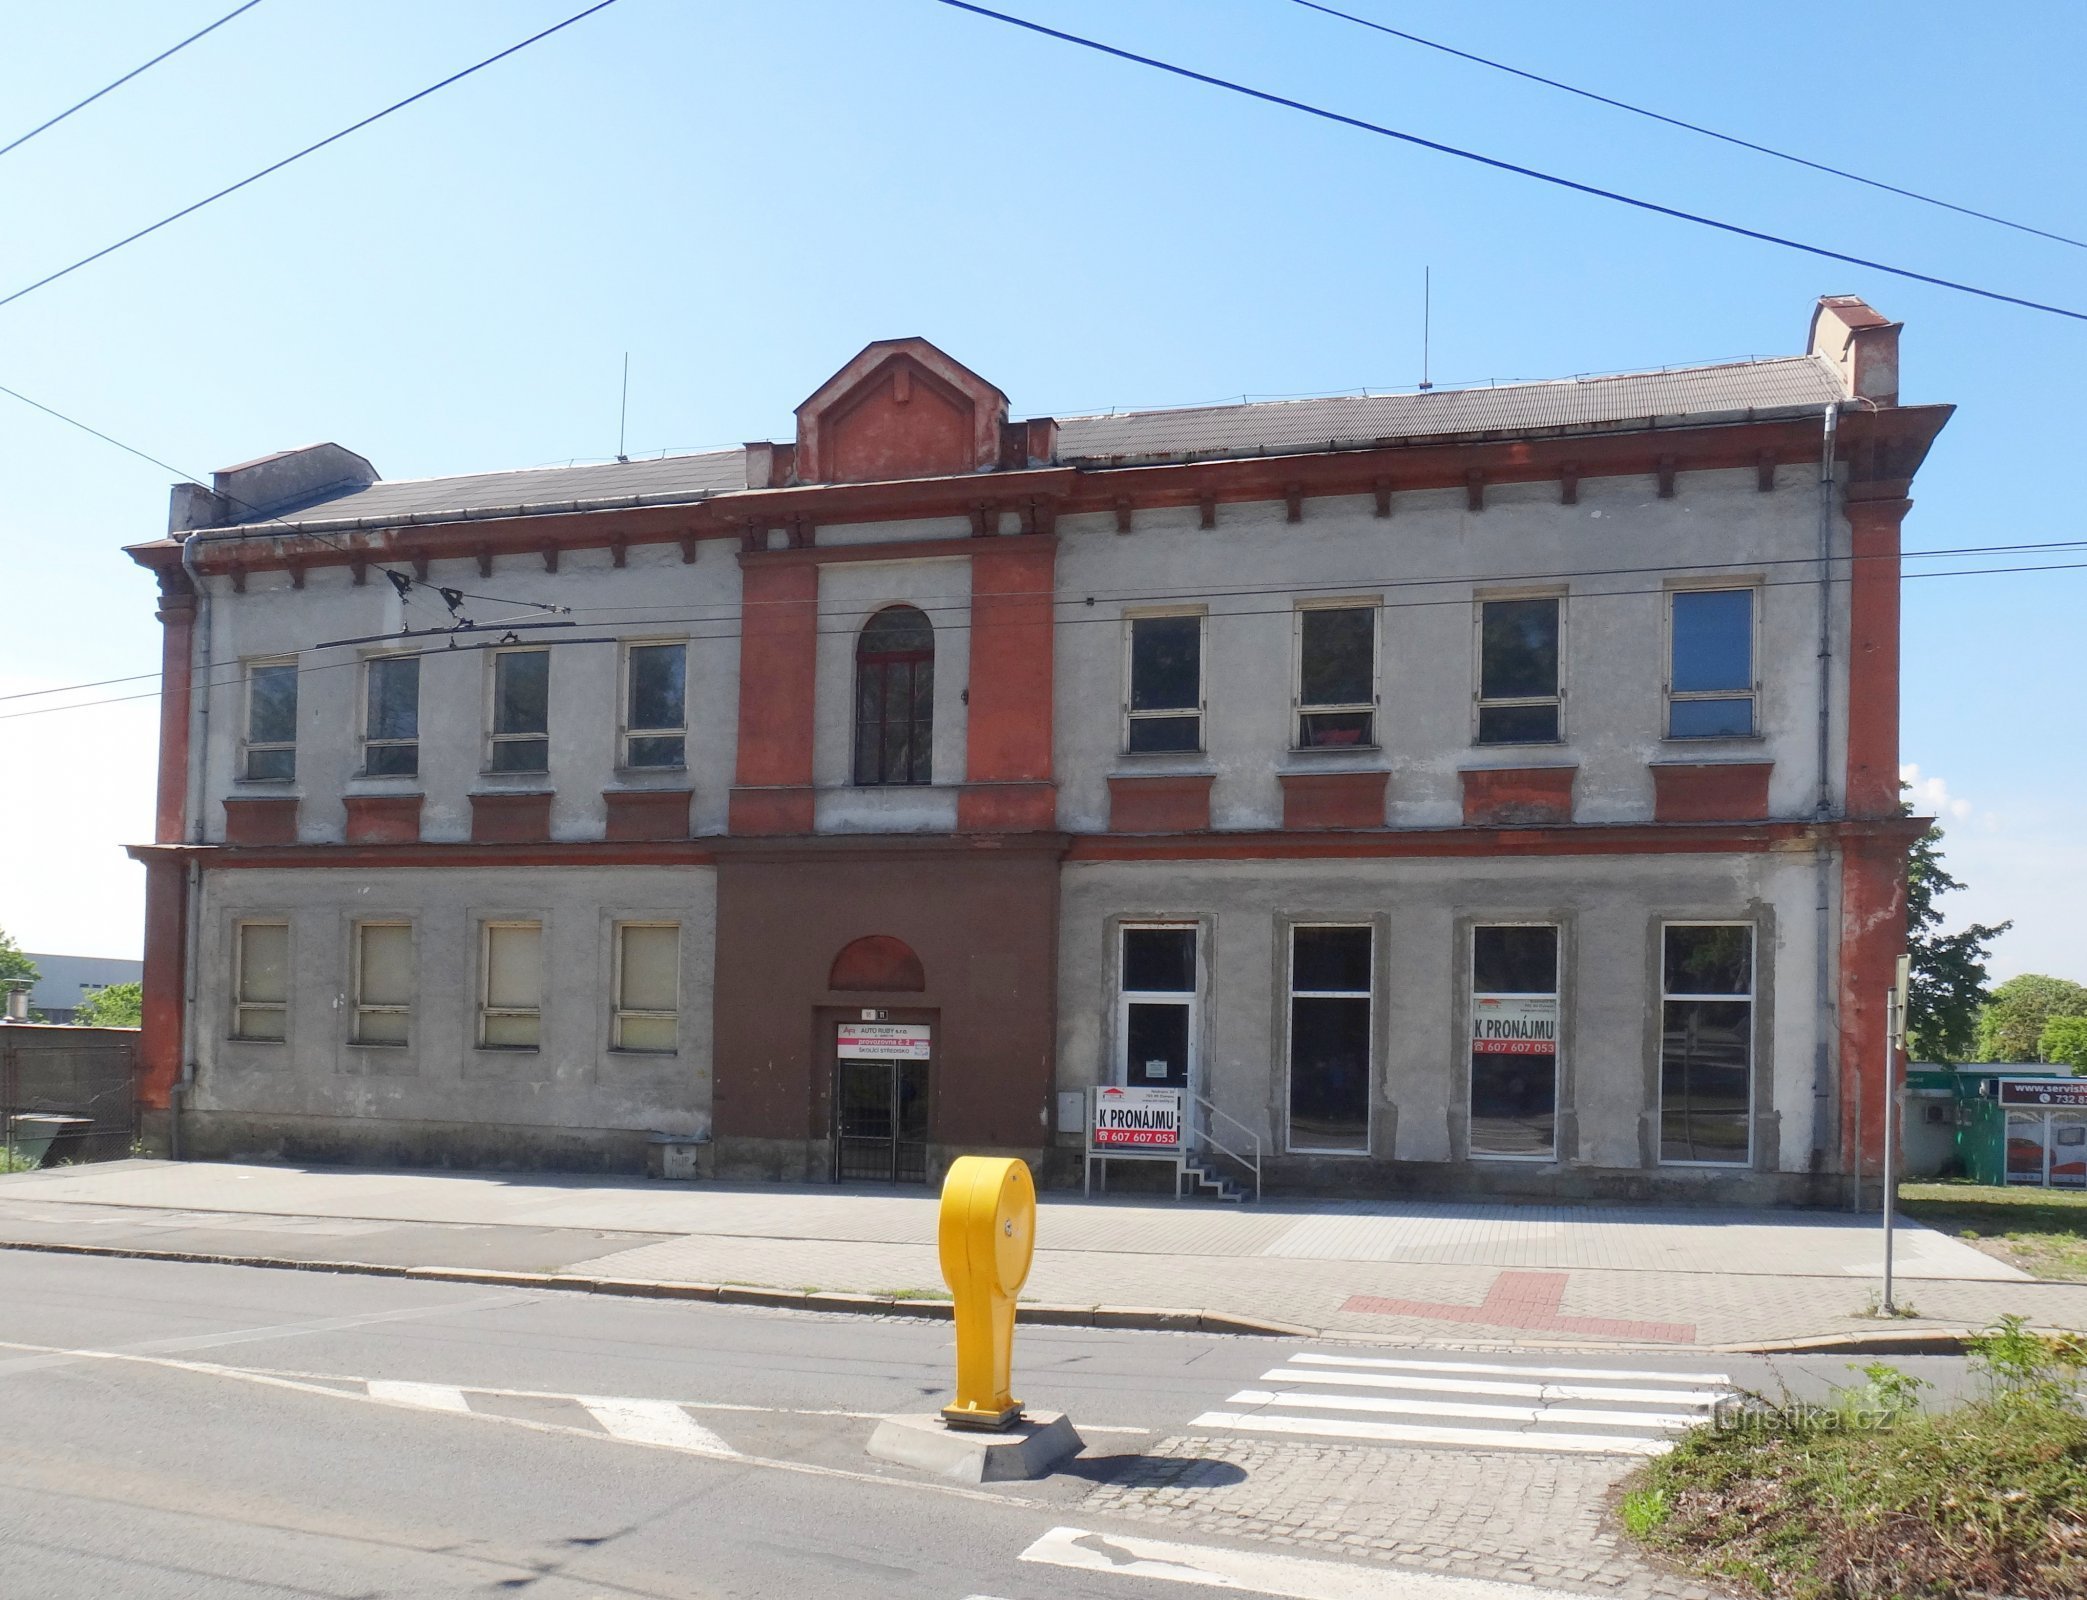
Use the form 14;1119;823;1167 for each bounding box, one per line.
172;532;213;1160
1811;402;1843;1203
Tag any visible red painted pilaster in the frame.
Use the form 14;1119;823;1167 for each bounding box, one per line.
136;855;188;1111
1839;823;1918;1175
1844;495;1907;819
153;583;196;844
959;540;1057;832
728;559;819;834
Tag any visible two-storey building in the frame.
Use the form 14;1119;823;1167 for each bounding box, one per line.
125;295;1946;1201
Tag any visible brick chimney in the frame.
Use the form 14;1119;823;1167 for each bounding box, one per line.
1809;295;1900;407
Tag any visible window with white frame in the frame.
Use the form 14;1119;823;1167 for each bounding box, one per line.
488;649;550;773
1288;924;1371;1152
479;921;542;1049
1117;925;1196;1089
612;922;680;1051
352;921;413;1045
232;920;289;1041
1124;614;1203;753
1476;597;1561;744
242;659;298;780
1295;604;1376;748
363;656;420;776
1468;923;1559;1158
1667;588;1757;738
1659;923;1754;1164
623;642;687;769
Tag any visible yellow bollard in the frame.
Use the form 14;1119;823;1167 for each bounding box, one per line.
936;1155;1036;1431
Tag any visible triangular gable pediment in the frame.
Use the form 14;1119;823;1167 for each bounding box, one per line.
794;338;1008;484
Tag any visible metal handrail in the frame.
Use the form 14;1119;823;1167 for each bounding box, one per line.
1190;1090;1261;1201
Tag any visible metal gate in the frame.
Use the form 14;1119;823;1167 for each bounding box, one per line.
2;1034;138;1172
835;1057;929;1184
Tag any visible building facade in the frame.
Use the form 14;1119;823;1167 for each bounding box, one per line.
126;296;1946;1201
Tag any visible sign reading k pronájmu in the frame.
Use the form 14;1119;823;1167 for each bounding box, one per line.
1471;995;1558;1055
1093;1086;1182;1147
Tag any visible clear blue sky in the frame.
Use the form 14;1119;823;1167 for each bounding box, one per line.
1;0;2079;978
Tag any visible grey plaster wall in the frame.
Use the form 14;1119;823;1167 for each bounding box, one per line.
190;865;717;1156
1056;847;1826;1187
1050;467;1850;832
192;541;743;844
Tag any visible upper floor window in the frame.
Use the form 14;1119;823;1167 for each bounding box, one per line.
488;648;550;774
232;920;289;1041
1296;604;1376;749
623;642;687;769
1476;597;1561;745
1668;588;1756;738
242;659;298;781
363;656;419;777
853;606;933;787
1125;613;1202;753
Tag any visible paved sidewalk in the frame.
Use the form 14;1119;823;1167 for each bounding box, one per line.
2;1159;2080;1348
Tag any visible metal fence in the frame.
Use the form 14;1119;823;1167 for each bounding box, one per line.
2;1030;137;1171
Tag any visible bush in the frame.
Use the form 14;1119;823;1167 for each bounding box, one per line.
70;981;141;1028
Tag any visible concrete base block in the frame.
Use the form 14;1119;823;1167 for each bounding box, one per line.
866;1410;1083;1483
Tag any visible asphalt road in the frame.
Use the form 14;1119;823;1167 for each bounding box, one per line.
0;1251;1975;1600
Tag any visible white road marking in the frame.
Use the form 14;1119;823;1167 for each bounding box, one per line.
1225;1388;1706;1432
580;1396;738;1456
1020;1525;1585;1598
1261;1367;1730;1407
367;1380;472;1412
1191;1409;1673;1455
1287;1351;1734;1386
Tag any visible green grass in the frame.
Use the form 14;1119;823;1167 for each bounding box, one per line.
1901;1180;2087;1280
0;1149;44;1174
878;1287;952;1302
1622;1324;2087;1599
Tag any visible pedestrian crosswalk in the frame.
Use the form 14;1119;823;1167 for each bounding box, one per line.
1189;1349;1734;1456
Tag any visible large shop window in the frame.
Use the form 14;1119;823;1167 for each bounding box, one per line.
1468;924;1560;1158
479;921;543;1049
1119;925;1197;1091
1668;589;1757;738
624;642;688;769
1288;925;1372;1153
612;922;680;1052
1296;605;1377;749
489;649;551;774
242;659;298;781
362;656;419;777
232;920;289;1041
352;922;413;1045
1660;924;1755;1164
853;606;934;786
1476;597;1561;745
1125;614;1203;753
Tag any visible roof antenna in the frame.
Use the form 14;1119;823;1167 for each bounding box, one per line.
1418;266;1434;392
616;352;630;462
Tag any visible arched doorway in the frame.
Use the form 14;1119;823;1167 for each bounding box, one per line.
830;935;932;1184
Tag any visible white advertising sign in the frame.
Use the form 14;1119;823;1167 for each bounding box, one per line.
836;1022;932;1060
1471;995;1558;1056
1093;1085;1182;1148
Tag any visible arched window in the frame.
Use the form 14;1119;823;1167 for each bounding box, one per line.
854;606;934;786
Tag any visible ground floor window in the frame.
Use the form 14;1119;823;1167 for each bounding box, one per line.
352;922;412;1045
1469;924;1559;1158
1659;923;1754;1164
1119;924;1196;1090
1288;924;1371;1153
232;920;289;1041
479;921;543;1049
612;923;680;1052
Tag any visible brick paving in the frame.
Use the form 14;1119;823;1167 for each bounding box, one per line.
1080;1435;1726;1598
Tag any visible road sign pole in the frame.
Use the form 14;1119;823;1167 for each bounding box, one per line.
1881;954;1911;1316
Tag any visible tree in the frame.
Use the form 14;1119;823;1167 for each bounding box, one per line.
1977;975;2087;1064
70;982;141;1029
1903;825;2010;1062
0;925;38;987
2042;1016;2087;1074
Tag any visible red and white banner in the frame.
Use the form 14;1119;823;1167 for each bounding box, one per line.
836;1022;931;1060
1471;995;1557;1056
1093;1086;1182;1147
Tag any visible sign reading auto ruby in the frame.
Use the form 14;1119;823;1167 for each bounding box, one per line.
1471;995;1558;1055
1999;1079;2087;1108
836;1021;931;1060
1093;1086;1182;1147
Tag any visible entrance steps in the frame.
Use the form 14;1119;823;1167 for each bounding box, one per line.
1182;1155;1250;1204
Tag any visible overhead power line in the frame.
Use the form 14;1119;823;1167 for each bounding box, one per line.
1288;0;2087;253
0;0;621;314
0;1;267;162
933;0;2087;324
